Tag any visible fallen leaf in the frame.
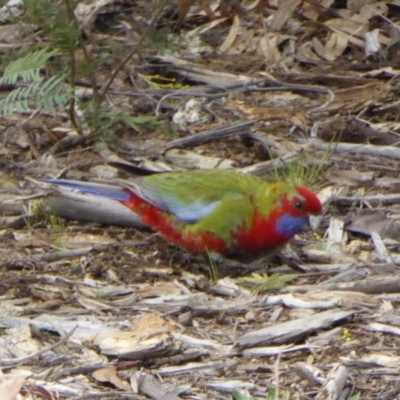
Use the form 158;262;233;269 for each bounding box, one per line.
0;377;26;400
219;14;240;53
345;210;400;239
92;367;131;391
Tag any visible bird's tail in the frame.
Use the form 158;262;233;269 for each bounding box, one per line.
44;179;131;202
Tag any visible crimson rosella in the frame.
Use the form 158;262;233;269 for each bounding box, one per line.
47;169;322;254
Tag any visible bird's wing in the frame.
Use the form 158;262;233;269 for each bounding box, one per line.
44;177;221;222
123;176;222;222
123;171;256;223
46;171;261;224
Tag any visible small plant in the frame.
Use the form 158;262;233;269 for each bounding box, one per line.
95;281;105;300
25;0;81;52
266;389;290;400
269;144;332;191
1;46;58;84
272;152;325;190
231;390;254;400
206;249;219;283
0;0;169;142
342;328;352;342
237;272;297;293
84;105;166;148
48;213;65;231
45;214;65;261
0;47;73;115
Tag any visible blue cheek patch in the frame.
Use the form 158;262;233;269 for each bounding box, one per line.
276;214;309;237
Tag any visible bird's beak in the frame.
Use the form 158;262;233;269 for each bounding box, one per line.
309;214;321;231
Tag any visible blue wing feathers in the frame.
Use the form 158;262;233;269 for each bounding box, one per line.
165;197;220;222
128;179;221;222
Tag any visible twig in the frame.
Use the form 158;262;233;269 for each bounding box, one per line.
334;193;400;205
71;392;141;400
274;352;282;400
309;88;335;114
99;0;169;102
33;247;96;262
306;138;400;161
154;79;265;115
62;0;82;132
155;78;331;115
0;326;78;367
166;119;258;149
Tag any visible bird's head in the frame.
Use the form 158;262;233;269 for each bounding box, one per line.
290;185;322;216
275;185;322;238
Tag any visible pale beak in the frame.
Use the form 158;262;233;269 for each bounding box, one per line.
309;214;322;231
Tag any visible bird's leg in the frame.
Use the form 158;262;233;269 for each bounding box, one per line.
204;252;272;277
207;248;307;277
275;253;306;273
168;248;306;278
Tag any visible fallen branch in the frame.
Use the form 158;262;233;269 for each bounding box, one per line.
166;119;257;149
306;139;400;161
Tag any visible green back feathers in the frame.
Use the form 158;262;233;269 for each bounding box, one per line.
254;182;299;216
140;170;296;245
144;170;297;214
143;169;264;206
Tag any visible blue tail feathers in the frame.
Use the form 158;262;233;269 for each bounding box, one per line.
45;179;131;202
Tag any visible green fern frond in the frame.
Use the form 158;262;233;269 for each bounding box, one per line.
25;0;80;52
0;47;58;84
0;75;72;115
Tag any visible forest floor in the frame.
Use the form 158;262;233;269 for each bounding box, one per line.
2;1;400;399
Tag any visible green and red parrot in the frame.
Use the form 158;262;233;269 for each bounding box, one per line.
46;169;322;255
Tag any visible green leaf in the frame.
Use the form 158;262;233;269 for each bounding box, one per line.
231;390;254;400
206;250;219;283
0;46;58;84
238;273;297;293
266;388;290;400
0;75;72;115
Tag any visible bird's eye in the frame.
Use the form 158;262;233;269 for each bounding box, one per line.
295;201;304;210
